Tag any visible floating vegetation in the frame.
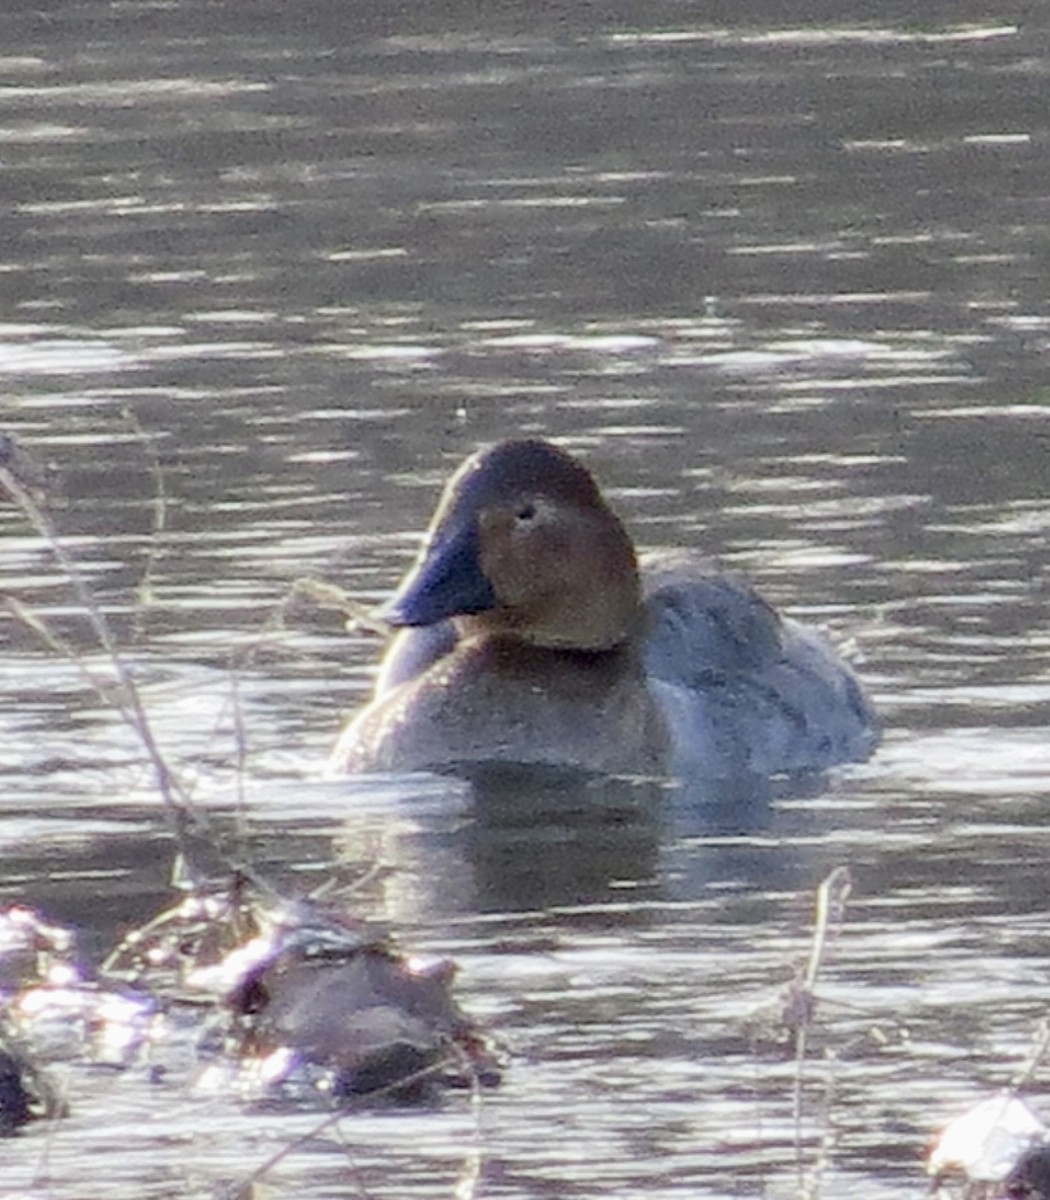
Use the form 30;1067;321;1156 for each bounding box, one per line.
1;884;500;1117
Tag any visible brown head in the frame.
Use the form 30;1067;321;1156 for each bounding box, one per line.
379;439;642;651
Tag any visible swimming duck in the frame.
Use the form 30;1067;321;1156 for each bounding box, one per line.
329;439;879;778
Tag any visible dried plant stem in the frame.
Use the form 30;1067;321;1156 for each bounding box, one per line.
2;466;179;783
1011;1017;1050;1092
804;867;852;991
453;1058;486;1200
121;403;169;637
1;460;217;886
793;866;852;1194
287;577;392;639
224;1051;479;1199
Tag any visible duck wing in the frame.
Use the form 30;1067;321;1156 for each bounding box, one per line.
640;551;879;775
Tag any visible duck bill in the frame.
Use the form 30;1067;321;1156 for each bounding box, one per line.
378;521;496;627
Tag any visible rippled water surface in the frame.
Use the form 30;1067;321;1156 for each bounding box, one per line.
3;2;1050;1196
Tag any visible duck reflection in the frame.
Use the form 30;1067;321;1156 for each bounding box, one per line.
459;765;666;913
329;764;832;924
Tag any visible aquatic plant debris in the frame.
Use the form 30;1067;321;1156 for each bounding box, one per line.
2;888;500;1116
108;883;502;1102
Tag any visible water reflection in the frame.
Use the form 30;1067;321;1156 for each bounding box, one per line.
2;2;1050;1197
325;764;864;927
330;769;667;922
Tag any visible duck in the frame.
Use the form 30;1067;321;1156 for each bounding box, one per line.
329;438;879;779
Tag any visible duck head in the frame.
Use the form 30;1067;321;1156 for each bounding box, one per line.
379;439;642;652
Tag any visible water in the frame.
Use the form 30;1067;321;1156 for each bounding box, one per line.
3;3;1050;1196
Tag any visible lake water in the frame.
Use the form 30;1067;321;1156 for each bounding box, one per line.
3;2;1050;1196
